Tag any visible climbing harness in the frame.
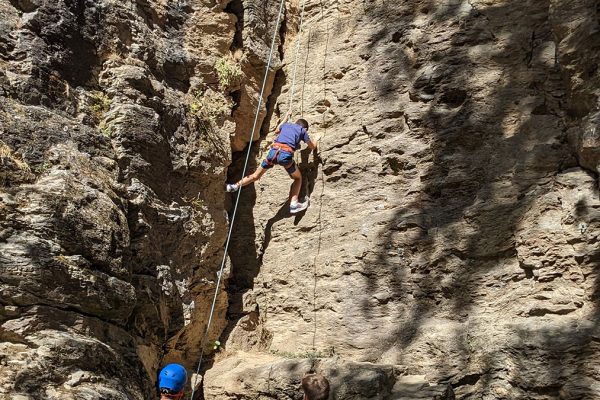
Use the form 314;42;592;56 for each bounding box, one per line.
264;143;295;169
271;142;294;153
189;0;286;398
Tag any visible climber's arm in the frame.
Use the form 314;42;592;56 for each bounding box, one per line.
275;110;292;134
305;131;321;150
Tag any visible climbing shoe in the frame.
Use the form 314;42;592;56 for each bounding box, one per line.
226;183;239;193
290;198;309;214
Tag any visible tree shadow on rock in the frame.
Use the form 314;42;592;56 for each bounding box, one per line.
357;0;595;397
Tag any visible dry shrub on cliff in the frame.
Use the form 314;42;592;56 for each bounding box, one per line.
215;56;243;90
189;88;230;126
98;120;112;138
86;91;113;137
0;140;30;173
0;140;33;186
89;91;110;122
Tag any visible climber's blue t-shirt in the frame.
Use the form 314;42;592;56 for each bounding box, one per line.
275;122;311;151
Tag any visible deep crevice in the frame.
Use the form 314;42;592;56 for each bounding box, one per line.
231;89;242;116
453;373;481;388
225;0;244;51
260;68;287;136
277;3;288;61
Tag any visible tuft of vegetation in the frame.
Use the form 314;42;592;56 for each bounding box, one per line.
215;56;243;90
88;91;114;139
0;140;31;173
98;120;113;138
183;195;208;219
37;160;53;175
202;339;222;353
192;198;205;210
89;91;110;120
189;88;230;126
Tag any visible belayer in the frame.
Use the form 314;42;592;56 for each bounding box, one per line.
157;363;187;399
302;373;330;400
226;111;318;214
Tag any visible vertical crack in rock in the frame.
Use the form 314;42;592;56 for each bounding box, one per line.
229;0;286;152
277;0;288;61
225;0;244;52
260;68;287;137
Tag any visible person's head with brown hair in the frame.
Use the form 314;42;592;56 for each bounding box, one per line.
296;118;309;130
302;373;330;400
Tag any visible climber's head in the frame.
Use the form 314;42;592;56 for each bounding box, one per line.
296;118;309;131
158;364;187;399
301;373;330;400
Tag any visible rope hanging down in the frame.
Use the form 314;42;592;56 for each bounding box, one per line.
287;0;308;117
189;0;286;398
312;9;329;354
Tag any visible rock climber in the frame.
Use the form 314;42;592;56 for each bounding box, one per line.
157;363;187;399
226;110;317;214
302;373;330;400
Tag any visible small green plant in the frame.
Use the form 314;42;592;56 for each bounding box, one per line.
183;196;208;218
189;88;230;126
36;160;53;175
215;56;243;90
192;198;204;210
190;101;201;114
98;120;113;138
89;91;110;121
203;339;222;353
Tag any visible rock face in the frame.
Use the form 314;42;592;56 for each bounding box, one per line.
0;0;282;398
204;352;454;400
218;0;600;399
1;0;600;399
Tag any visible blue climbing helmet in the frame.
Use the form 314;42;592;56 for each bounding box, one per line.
158;363;187;393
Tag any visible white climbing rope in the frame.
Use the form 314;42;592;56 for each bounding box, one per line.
189;0;286;398
287;0;308;117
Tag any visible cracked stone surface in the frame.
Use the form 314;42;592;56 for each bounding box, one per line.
1;0;600;399
217;0;600;399
0;0;282;398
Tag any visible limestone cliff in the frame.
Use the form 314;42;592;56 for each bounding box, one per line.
0;0;279;397
218;0;600;399
0;0;599;399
